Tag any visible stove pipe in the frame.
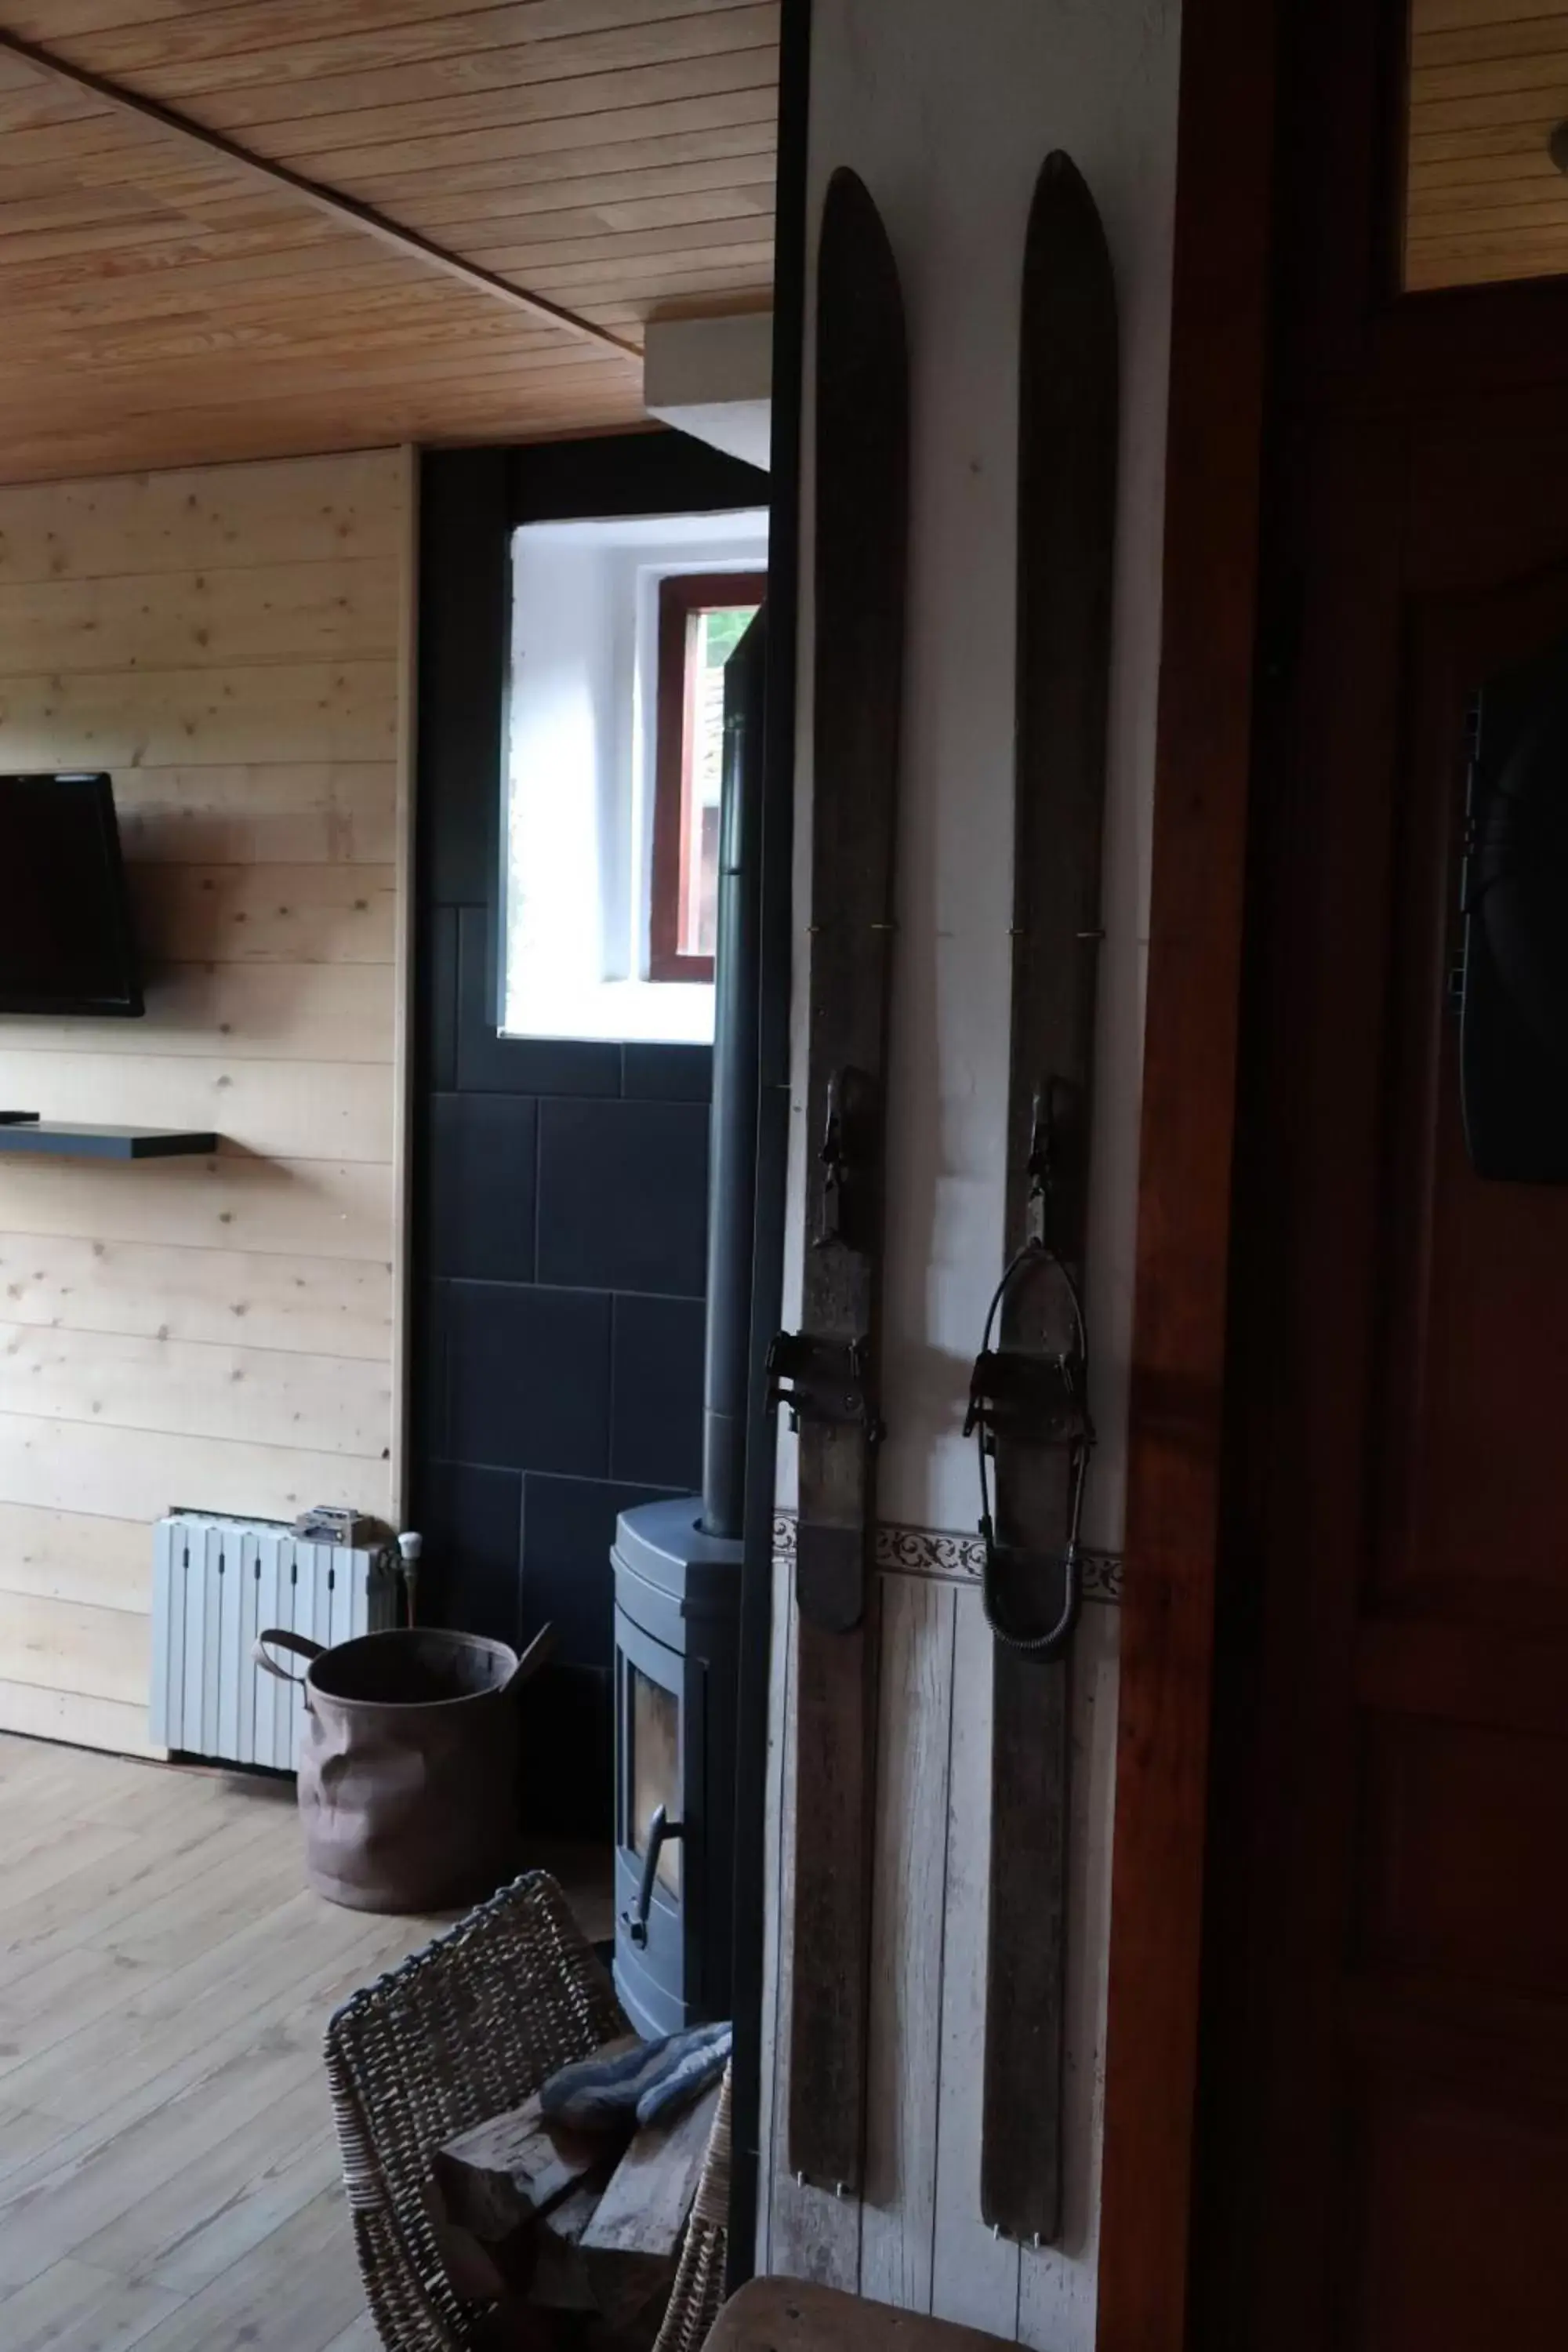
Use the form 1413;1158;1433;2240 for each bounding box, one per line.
700;608;768;1541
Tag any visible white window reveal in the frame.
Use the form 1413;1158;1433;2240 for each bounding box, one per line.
503;506;768;1045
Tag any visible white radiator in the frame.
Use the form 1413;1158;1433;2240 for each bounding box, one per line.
150;1512;398;1769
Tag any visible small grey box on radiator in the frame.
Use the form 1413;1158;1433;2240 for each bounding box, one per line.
150;1511;398;1769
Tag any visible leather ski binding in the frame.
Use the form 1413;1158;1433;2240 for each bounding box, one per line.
765;1330;882;1442
768;1065;887;1443
964;1080;1094;1660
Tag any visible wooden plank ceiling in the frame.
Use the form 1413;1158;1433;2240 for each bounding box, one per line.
1407;0;1568;289
0;1;778;481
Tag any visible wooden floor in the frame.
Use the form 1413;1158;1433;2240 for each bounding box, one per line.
0;1731;612;2352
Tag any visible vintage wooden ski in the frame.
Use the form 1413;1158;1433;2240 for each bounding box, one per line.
965;151;1118;2244
766;165;908;2194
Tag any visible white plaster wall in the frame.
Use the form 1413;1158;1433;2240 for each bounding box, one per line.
763;2;1179;2340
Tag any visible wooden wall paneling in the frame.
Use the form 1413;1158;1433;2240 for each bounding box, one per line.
931;1587;1023;2336
111;764;399;866
0;559;397;672
0;1679;158;1759
130;864;397;965
0;1592;147;1706
0;965;396;1067
0;1409;392;1530
759;1552;1123;2336
0;1054;394;1163
0;1325;390;1457
0;454;404;577
0;1156;394;1263
0;663;396;770
0;1505;146;1610
0;446;408;1751
0;1234;391;1359
858;1575;956;2312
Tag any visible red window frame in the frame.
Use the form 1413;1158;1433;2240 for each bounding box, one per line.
649;571;766;982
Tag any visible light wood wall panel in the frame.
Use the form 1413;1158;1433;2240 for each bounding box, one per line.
0;445;412;1757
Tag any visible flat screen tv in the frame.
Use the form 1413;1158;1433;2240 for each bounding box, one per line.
0;773;143;1017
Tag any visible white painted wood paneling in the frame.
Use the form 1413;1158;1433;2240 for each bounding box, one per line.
931;1587;1022;2336
759;0;1178;2327
760;1562;1120;2350
0;447;412;1754
859;1574;955;2311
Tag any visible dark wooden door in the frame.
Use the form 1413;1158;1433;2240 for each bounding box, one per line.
1196;5;1568;2347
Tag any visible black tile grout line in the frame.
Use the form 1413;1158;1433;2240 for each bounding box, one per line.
532;1083;544;1276
516;1468;687;1499
433;1454;689;1498
441;1275;704;1306
606;1287;619;1482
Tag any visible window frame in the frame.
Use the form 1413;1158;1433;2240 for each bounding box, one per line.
648;569;767;983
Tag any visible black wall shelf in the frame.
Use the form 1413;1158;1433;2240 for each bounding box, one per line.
0;1122;219;1160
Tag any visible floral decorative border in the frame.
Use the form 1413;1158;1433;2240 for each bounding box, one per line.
771;1510;1122;1604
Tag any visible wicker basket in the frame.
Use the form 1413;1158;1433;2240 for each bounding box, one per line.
652;2063;732;2352
325;1870;732;2352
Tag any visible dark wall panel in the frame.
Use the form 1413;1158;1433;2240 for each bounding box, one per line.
420;1460;523;1647
520;1472;682;1664
536;1098;710;1297
611;1295;706;1490
427;1093;537;1285
445;1280;612;1479
412;439;762;1839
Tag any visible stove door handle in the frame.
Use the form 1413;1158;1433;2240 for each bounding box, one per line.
625;1804;684;1948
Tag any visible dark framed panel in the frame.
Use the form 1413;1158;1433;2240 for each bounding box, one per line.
411;432;767;1845
651;569;768;984
1095;0;1279;2344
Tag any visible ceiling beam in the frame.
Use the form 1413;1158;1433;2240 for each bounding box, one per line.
0;22;641;363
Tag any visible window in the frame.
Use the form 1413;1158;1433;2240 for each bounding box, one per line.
501;508;768;1044
649;573;766;982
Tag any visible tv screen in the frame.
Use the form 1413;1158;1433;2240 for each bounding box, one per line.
0;774;143;1017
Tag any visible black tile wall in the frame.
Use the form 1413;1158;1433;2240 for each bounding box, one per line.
429;906;460;1091
456;906;621;1098
519;1663;614;1842
611;1294;706;1490
536;1098;710;1296
519;1472;683;1666
421;1460;523;1646
622;1042;713;1104
427;1093;537;1284
411;450;724;1839
445;1282;611;1478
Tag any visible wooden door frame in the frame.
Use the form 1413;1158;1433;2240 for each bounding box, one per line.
1094;0;1282;2345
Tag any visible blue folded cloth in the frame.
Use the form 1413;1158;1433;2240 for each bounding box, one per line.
541;2020;731;2132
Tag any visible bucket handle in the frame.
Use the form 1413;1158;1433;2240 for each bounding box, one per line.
254;1628;325;1685
507;1622;557;1691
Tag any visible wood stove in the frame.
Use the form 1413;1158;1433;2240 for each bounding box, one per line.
612;1500;741;2036
612;612;765;2039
